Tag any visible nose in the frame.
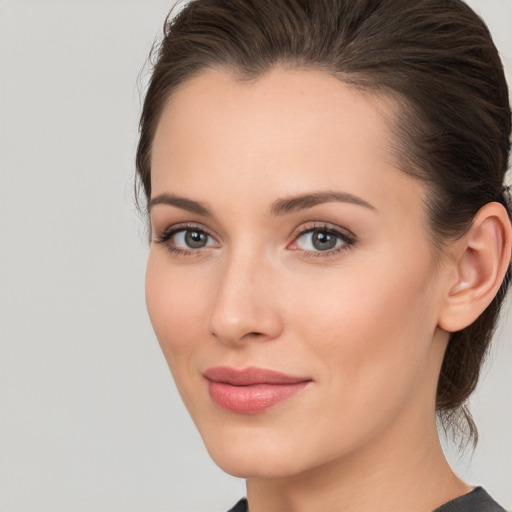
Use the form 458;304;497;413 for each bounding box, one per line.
207;250;283;346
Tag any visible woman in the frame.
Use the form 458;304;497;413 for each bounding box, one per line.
136;0;511;510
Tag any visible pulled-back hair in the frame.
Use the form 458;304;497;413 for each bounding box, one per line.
136;0;512;445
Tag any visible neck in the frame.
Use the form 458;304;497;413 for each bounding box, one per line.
245;407;470;512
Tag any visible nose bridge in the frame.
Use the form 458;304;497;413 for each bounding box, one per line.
208;242;281;345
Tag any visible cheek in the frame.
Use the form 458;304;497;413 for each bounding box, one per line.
145;251;211;370
285;251;438;408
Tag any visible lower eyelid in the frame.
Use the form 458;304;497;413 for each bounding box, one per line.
301;245;349;258
156;226;221;255
290;226;355;250
156;223;354;257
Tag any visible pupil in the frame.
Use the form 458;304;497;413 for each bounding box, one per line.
312;231;336;251
185;230;207;248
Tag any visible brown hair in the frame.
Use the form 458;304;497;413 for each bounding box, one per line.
136;0;512;445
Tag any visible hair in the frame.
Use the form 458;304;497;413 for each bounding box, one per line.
136;0;512;446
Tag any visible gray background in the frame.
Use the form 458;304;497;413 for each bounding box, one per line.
0;1;511;511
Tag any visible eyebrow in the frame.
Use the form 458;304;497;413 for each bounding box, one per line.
148;193;212;216
270;191;376;216
148;190;376;217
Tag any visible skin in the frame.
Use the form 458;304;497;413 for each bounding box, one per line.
144;67;503;512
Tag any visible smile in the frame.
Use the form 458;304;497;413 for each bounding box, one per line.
203;366;312;414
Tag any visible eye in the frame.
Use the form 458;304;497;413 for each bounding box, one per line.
173;228;213;249
289;224;355;257
297;230;341;251
154;224;219;254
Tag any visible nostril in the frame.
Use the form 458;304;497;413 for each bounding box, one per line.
245;331;266;338
210;328;267;344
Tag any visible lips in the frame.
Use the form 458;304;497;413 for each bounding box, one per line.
203;366;312;414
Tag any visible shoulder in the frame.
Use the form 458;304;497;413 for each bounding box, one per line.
227;498;248;512
227;488;507;512
434;487;507;512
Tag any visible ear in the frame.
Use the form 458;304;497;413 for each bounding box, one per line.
438;202;512;333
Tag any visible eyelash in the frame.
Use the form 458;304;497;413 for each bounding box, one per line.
154;222;356;259
154;223;213;257
289;223;356;258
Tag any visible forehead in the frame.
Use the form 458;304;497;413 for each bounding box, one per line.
152;66;395;166
150;66;423;217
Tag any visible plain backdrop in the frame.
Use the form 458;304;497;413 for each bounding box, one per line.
0;1;511;511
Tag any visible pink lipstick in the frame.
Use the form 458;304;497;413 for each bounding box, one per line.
203;366;312;414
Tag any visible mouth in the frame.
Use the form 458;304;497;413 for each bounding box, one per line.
203;366;312;414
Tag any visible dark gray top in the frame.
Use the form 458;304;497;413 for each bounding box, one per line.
227;487;507;512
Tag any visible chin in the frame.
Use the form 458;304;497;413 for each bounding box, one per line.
197;421;319;479
207;446;306;479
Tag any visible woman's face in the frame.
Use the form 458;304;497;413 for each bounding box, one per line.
146;68;450;478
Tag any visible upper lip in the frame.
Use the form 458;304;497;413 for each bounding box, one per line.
203;366;312;386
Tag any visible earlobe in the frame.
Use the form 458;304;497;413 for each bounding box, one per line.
439;202;512;333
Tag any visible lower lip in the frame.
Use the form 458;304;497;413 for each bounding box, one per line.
207;380;310;414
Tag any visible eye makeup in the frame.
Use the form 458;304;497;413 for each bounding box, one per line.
154;220;357;260
288;222;357;259
154;222;219;257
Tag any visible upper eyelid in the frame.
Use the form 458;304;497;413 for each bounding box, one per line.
155;224;220;253
155;220;355;247
159;222;217;238
290;222;356;240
